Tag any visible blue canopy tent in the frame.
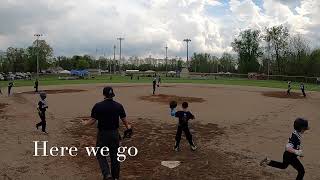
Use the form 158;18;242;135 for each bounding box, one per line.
70;70;89;77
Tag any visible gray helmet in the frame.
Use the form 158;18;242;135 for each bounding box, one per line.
294;118;309;132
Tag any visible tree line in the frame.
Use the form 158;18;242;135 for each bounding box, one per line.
188;52;236;73
0;39;184;73
189;25;320;77
231;25;320;76
0;40;53;73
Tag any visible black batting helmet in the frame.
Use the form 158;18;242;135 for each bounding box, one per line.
39;92;47;99
294;118;309;132
103;86;115;98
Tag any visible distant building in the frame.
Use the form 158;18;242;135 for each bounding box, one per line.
87;69;101;75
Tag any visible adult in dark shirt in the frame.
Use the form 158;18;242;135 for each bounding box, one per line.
172;102;197;151
260;118;309;180
82;86;131;180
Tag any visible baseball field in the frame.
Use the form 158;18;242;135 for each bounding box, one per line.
0;77;319;179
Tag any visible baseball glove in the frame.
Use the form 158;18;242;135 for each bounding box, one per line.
123;128;133;139
169;101;178;109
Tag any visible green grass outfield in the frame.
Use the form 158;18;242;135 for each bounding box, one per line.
0;75;319;92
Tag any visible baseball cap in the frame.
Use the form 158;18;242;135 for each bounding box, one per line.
103;86;115;98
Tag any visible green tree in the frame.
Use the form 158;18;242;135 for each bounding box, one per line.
6;47;27;72
265;25;289;74
286;34;310;75
32;40;53;72
219;53;236;72
231;29;262;73
307;49;320;77
76;58;90;69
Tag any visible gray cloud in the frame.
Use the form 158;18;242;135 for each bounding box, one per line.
0;0;319;59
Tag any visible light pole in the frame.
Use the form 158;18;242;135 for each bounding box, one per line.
95;48;101;75
34;34;43;80
99;48;102;74
183;39;191;68
113;45;116;73
165;45;168;74
117;37;124;72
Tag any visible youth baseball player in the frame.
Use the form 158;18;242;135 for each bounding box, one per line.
34;79;39;92
170;101;197;151
157;76;161;87
152;77;157;95
36;92;49;133
300;83;306;97
260;118;310;180
8;81;13;96
287;81;292;96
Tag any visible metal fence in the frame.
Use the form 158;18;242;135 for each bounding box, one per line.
189;72;320;84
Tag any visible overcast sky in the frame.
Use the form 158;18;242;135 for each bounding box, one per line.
0;0;319;59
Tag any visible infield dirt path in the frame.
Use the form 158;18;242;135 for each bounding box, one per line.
0;83;319;179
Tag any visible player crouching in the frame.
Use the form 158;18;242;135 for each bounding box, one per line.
170;101;197;152
260;118;310;180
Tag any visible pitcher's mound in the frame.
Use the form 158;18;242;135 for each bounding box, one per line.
262;91;305;99
139;94;205;104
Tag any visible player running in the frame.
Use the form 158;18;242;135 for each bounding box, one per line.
260;118;309;180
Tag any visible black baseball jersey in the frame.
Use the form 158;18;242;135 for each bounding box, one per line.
91;99;126;130
286;130;301;150
153;79;157;86
175;111;195;126
8;82;13;87
38;100;48;113
300;84;305;90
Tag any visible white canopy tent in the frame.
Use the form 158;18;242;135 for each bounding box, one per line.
59;70;71;75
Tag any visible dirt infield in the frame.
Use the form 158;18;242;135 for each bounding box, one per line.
1;83;320;179
139;94;205;104
68;117;267;179
21;89;86;94
262;91;305;99
0;103;8;113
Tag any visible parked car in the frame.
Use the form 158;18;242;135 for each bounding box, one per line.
15;72;25;79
